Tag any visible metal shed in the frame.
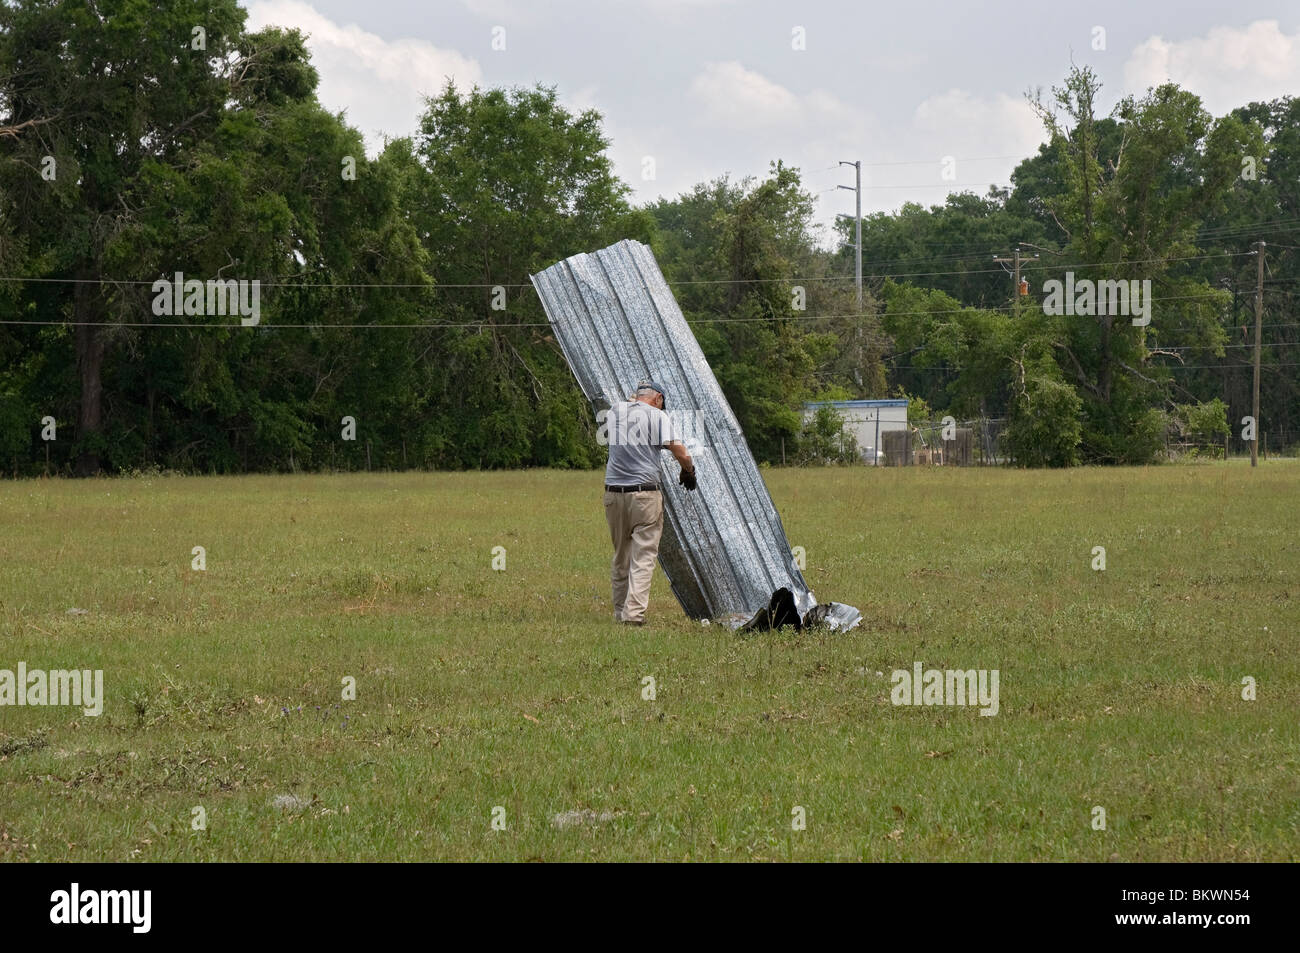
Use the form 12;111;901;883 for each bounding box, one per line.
803;399;909;465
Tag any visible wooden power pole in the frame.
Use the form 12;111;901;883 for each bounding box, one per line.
994;247;1038;316
839;160;862;311
1252;241;1265;467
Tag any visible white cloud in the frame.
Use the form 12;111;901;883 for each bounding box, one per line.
678;64;1047;222
911;89;1042;157
1123;20;1300;115
566;84;602;114
245;0;483;151
775;89;1048;219
689;61;800;128
688;61;853;131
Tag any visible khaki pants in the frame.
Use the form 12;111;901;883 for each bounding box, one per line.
604;489;663;623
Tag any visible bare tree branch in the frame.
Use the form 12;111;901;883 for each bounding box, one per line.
0;116;53;139
1052;340;1102;399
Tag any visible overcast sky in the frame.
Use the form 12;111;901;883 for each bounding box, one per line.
241;0;1300;242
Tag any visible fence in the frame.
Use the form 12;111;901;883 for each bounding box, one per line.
1220;428;1300;460
866;418;1298;467
1171;429;1300;461
882;418;1008;467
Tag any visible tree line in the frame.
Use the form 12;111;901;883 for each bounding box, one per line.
1;0;1295;475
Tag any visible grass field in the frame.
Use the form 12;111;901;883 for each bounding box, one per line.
1;464;1297;861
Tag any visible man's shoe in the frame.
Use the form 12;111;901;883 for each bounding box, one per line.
621;618;645;627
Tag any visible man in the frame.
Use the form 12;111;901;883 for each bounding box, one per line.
602;380;697;626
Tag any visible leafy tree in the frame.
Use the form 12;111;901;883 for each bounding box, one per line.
402;82;653;468
0;0;251;473
837;190;1054;308
1174;398;1229;442
878;280;1017;419
1002;351;1083;467
651;163;883;461
1027;66;1264;462
796;404;858;464
3;40;1294;475
1181;97;1300;452
0;3;430;474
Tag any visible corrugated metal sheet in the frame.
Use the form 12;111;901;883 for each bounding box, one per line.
530;239;860;632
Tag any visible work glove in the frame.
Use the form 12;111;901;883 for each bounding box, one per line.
679;466;697;491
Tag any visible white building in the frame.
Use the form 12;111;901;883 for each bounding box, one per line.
802;398;909;465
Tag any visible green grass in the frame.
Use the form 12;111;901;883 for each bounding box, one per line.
1;464;1297;861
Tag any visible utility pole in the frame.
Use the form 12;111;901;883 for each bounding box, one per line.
839;160;862;311
993;247;1037;316
1252;240;1265;467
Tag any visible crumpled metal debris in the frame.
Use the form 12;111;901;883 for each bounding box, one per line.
531;239;860;632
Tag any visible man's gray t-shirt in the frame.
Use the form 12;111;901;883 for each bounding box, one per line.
603;400;680;486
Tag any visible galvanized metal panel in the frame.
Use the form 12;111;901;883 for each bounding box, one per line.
530;239;860;632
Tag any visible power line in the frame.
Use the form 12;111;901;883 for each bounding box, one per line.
4;249;1239;290
1020;251;1255;273
809;154;1026;173
2;226;1290;290
856;154;1026;168
0;238;1282;292
1196;220;1300;237
1156;341;1298;350
0;290;1251;329
890;361;1300;372
856;182;1013;190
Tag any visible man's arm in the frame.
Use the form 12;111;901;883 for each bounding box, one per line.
667;440;693;472
667;440;697;490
